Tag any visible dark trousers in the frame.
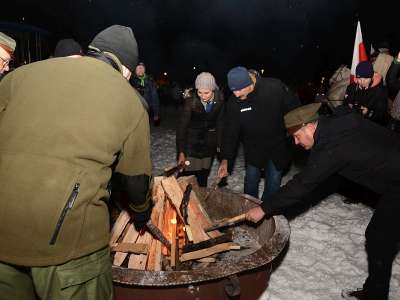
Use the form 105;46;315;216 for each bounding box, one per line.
363;187;400;299
244;161;282;203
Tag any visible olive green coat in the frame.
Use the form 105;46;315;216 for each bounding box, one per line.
0;57;151;266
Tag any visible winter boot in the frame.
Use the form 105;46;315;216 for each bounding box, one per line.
341;288;365;299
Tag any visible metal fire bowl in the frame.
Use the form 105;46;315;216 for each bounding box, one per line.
112;186;290;286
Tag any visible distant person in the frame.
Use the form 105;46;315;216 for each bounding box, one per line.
176;72;224;187
0;32;16;78
246;103;400;300
0;25;152;300
343;61;388;125
218;66;300;204
54;38;83;58
371;42;393;85
386;51;400;132
130;62;160;125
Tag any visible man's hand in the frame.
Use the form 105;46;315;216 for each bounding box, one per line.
178;152;186;169
246;206;266;223
218;159;229;178
360;105;368;115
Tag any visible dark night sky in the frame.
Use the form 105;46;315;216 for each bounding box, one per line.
4;0;399;85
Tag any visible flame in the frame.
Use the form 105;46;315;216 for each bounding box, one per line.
170;218;177;225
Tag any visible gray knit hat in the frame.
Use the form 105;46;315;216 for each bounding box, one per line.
195;72;216;90
90;25;138;72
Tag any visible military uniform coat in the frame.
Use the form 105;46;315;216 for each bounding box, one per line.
0;57;151;266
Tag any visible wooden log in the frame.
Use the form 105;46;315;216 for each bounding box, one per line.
170;218;177;268
153;195;165;271
179;242;239;262
177;177;222;241
196;257;216;263
113;223;139;266
182;233;232;253
204;213;247;232
110;243;148;254
128;231;153;270
146;187;165;271
109;210;130;246
161;176;185;222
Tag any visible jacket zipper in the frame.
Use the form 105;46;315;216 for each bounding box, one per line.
49;183;80;245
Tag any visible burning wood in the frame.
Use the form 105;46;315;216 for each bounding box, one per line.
110;175;241;271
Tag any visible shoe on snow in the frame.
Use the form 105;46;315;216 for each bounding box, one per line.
341;288;365;299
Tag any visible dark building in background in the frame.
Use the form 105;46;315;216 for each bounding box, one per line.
0;21;52;68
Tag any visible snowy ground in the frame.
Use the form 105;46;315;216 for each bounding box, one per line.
151;106;400;300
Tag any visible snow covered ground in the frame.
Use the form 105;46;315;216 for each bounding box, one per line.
151;107;400;300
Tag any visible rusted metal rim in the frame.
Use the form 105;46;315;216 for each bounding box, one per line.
112;214;290;286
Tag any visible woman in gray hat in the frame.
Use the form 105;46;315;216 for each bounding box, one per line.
176;72;224;187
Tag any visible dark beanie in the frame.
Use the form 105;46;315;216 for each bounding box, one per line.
356;61;374;78
227;66;253;91
54;39;82;57
90;25;138;72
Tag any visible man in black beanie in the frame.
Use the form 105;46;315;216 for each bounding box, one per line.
343;60;388;125
218;66;300;206
0;25;152;300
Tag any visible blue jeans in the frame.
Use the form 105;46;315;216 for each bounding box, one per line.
244;161;282;203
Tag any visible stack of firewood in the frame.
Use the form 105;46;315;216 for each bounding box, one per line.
109;175;240;271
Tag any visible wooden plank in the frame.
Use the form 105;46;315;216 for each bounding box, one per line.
128;231;153;270
153;195;166;271
113;223;139;266
180;242;239;262
110;243;148;254
170;218;177;268
177;177;222;242
196;257;216;263
161;176;185;222
109;210;130;246
146;187;165;271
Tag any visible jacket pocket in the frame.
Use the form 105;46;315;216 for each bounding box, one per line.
49;183;81;245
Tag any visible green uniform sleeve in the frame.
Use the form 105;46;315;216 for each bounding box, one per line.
115;111;151;177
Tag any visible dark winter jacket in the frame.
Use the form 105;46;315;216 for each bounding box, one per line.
176;89;224;159
262;107;400;217
343;76;388;125
130;75;160;116
221;77;300;171
386;59;400;99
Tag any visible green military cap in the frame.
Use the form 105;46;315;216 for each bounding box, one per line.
284;103;321;135
0;32;16;54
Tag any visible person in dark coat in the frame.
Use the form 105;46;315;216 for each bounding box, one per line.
218;66;300;203
343;61;388;125
386;51;400;99
386;52;400;132
246;103;400;300
176;72;224;187
130;62;160;125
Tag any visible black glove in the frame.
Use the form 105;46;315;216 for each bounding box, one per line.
131;206;152;231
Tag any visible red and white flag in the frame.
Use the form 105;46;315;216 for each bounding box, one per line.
350;21;368;83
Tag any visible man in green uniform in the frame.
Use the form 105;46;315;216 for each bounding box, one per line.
0;32;16;76
0;25;152;300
